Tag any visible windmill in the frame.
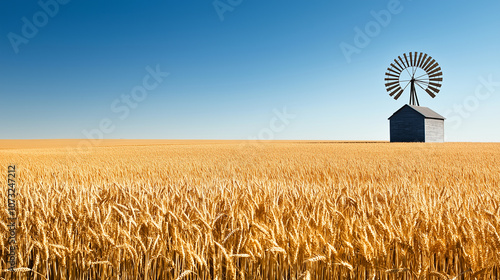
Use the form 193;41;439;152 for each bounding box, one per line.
384;52;445;142
384;52;443;106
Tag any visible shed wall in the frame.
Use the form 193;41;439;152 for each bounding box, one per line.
390;107;425;142
424;119;444;142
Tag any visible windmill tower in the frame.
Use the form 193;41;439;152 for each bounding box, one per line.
384;52;445;142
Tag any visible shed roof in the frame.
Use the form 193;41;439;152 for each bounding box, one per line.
388;104;445;120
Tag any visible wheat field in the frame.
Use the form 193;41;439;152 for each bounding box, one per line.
1;140;499;279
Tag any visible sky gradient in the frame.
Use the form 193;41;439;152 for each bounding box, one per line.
1;0;499;141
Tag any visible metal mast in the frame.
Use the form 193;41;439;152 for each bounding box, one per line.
409;77;420;106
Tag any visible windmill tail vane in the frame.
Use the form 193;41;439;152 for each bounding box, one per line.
384;52;443;106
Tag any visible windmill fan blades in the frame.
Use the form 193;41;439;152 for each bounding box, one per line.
428;85;441;94
385;81;400;87
418;54;428;68
387;68;400;75
390;63;402;72
421;56;433;70
416;52;423;68
429;71;443;78
398;56;407;68
428;67;441;76
388;84;403;96
386;84;400;93
384;52;443;103
394;89;404;100
388;87;402;97
425;61;439;73
403;53;410;67
426;89;436;98
394;59;404;70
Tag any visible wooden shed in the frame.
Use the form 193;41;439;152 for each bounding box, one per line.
388;105;445;142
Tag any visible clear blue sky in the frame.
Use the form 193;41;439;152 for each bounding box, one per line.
1;0;499;141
